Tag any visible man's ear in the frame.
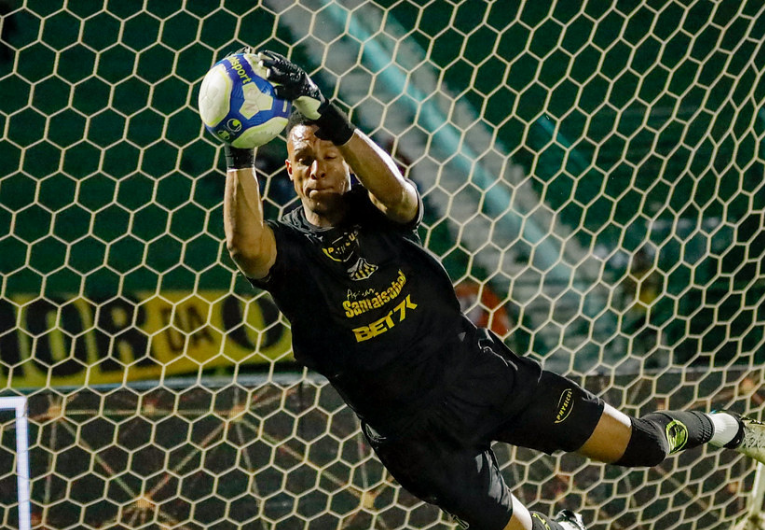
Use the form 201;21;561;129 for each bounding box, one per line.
285;159;293;180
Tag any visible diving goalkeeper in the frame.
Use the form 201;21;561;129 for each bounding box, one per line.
221;49;765;530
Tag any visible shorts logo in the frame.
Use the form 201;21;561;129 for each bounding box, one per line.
665;420;689;454
555;389;574;424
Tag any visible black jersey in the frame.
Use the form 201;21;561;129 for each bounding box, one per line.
250;186;477;429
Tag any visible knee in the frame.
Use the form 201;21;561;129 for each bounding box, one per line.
614;415;669;467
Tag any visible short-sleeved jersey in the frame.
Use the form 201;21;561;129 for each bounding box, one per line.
250;185;476;428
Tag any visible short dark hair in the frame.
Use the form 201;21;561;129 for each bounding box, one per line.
285;110;317;137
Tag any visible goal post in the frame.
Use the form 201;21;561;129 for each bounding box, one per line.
0;1;764;529
0;396;31;530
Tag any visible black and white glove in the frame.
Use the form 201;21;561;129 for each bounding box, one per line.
257;50;356;145
257;50;326;119
223;144;254;170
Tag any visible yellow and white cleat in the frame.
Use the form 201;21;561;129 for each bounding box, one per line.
554;510;587;530
733;415;765;464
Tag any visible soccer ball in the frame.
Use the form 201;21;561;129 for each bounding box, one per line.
198;52;292;148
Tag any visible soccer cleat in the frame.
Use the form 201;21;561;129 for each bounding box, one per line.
732;414;765;464
554;510;587;530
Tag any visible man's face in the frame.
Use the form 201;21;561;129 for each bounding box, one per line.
286;124;351;219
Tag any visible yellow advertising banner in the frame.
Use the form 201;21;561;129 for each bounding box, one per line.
0;290;293;388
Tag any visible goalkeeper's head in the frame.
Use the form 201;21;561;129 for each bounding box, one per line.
286;110;315;136
284;111;352;223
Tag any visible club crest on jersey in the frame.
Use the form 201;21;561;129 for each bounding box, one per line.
321;229;360;263
320;229;379;281
347;257;378;280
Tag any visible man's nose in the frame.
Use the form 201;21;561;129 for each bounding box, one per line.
310;160;325;179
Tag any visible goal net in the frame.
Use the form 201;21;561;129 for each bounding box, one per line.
1;1;764;529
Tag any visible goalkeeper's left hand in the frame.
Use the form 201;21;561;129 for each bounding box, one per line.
257;50;327;120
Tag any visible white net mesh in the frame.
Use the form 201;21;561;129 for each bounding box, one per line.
1;1;764;529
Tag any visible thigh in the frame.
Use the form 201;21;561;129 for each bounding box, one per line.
494;368;605;454
363;424;514;530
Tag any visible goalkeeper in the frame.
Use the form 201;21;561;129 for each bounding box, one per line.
221;50;765;530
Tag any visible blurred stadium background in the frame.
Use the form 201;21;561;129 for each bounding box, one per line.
0;0;764;529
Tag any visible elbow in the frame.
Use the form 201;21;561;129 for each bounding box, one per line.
369;183;419;224
225;231;275;279
389;184;420;224
226;236;260;264
225;232;240;257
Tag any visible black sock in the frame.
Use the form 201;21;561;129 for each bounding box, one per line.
616;410;714;467
646;411;715;452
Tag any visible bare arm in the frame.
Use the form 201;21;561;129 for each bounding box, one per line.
223;167;277;279
257;50;418;223
258;50;419;223
339;130;419;224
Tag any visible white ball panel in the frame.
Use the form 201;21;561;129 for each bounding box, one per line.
231;117;289;148
240;83;274;119
198;64;232;127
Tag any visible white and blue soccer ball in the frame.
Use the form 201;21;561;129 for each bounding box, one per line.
198;52;291;148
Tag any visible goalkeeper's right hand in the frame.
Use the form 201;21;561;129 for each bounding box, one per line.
257;50;356;145
257;50;327;120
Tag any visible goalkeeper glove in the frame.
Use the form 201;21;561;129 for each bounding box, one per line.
224;145;254;170
257;50;356;145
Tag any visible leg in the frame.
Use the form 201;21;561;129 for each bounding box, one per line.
493;366;723;468
593;408;718;467
483;336;738;466
364;423;586;530
363;423;514;530
503;497;586;530
584;408;764;467
503;496;531;530
576;403;632;463
499;405;747;530
505;495;533;530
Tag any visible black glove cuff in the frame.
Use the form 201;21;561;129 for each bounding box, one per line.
315;102;356;145
224;145;255;170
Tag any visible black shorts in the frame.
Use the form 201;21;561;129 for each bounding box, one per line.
363;334;605;530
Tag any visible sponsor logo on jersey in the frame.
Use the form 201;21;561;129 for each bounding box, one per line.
352;294;417;342
555;388;574;424
343;270;406;317
665;420;689;453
